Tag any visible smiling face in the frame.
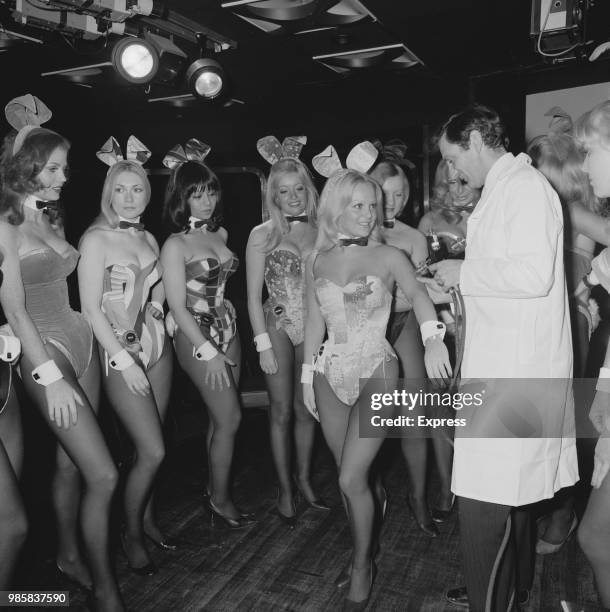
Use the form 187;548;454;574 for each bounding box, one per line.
338;182;378;238
274;171;307;217
381;175;407;220
439;133;485;190
582;141;610;198
188;184;218;220
447;169;479;208
111;171;148;220
33;146;69;201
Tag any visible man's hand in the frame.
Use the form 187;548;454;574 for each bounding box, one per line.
428;260;463;290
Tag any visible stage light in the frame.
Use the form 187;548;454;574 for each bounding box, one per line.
186;58;226;99
112;37;158;83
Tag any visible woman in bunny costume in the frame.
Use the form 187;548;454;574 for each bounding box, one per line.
0;95;123;610
78;137;173;575
246;135;328;527
304;142;451;609
161;141;256;529
0;246;27;589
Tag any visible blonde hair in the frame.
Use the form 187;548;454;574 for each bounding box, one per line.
262;158;318;252
315;169;383;252
95;160;151;228
528;132;599;213
575;100;610;150
369;161;410;217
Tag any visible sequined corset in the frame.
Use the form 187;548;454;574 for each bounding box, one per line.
313;275;396;405
101;259;165;368
264;249;306;346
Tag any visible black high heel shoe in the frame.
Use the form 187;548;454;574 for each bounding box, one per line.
144;531;180;551
55;561;92;591
205;498;258;529
342;561;375;611
203;489;256;520
407;494;439;538
293;478;331;511
431;494;455;524
120;532;158;576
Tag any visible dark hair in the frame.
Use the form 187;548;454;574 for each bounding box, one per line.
0;127;70;225
439;104;509;151
163;160;222;233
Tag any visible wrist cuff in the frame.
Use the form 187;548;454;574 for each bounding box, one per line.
254;333;272;352
195;341;218;361
420;320;446;345
150;301;164;313
0;334;21;362
109;349;136;371
32;360;63;386
301;363;314;385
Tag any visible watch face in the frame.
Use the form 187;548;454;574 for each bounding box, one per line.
123;330;138;345
273;305;285;316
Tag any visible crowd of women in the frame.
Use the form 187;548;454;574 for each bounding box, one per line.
1;91;610;612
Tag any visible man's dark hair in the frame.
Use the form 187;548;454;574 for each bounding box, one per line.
439;104;509;151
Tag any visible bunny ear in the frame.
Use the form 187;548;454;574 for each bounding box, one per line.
312;145;342;177
281;136;307;160
185;138;211;162
257;135;283;165
126;135;151;165
346;141;378;173
162;144;187;169
96;136;124;167
544;106;573;135
5;94;52;131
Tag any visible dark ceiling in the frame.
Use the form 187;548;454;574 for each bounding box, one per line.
1;0;609;158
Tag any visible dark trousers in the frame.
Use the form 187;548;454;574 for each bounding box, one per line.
458;496;534;612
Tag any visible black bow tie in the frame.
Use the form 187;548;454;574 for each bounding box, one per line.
285;215;308;223
339;237;368;247
36;200;60;211
383;220;395;228
188;218;219;232
118;220;144;231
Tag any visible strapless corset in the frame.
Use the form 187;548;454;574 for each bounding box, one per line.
185;254;238;314
264;249;306;345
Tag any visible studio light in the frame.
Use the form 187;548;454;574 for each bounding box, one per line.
112;37;158;84
186;58;226;99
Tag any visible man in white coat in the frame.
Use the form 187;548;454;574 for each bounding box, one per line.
429;105;579;611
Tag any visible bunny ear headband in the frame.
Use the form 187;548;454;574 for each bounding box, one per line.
544;106;573;136
257;135;307;165
96;135;151;167
311;141;378;178
5;94;53;155
162;138;211;169
371;138;416;171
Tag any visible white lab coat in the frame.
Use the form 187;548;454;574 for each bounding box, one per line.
452;152;579;506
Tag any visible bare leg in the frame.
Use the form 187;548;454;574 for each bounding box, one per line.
100;347;165;569
21;347;122;611
0;387;27;589
142;339;173;543
264;318;297;517
175;331;242;518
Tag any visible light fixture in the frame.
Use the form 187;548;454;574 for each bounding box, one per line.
112;37;159;84
186;58;226;99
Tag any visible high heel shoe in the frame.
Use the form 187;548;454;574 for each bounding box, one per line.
120;532;158;576
144;531;180;551
203;489;256;520
55;561;92;591
407;494;439;538
205;498;258;529
431;493;455;524
342;561;375;611
273;501;297;528
293;477;331;511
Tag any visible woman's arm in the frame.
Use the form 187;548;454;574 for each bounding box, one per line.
302;252;327;418
570;202;610;247
0;222;83;426
78;230;150;395
245;227;278;374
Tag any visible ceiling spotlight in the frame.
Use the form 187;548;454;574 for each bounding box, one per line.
186;58;226;99
112;37;159;84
